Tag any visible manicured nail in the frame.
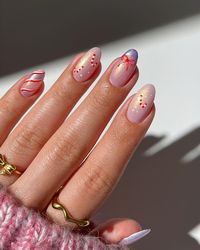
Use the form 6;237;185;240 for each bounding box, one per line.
73;47;101;82
127;84;155;123
109;49;138;87
20;70;45;97
119;229;151;246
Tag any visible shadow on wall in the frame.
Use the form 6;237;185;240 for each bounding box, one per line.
1;0;200;76
96;127;200;250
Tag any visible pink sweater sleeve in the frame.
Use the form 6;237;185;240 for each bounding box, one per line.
0;186;127;250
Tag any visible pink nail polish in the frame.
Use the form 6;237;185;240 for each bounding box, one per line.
109;49;138;87
20;70;45;97
119;229;151;246
127;84;155;123
73;47;101;82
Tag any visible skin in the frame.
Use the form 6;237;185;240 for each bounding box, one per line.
0;50;155;244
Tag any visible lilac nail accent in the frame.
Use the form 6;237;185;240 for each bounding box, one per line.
109;49;138;87
73;47;101;82
119;229;151;246
20;70;45;97
127;84;155;123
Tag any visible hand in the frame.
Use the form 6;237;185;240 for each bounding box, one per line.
0;47;155;245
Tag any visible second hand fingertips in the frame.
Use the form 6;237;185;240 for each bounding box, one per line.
20;70;45;97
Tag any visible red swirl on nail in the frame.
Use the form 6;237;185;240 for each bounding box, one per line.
24;71;45;83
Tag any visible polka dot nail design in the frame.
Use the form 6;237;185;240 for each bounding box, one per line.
20;70;45;97
73;47;101;82
127;84;155;123
109;49;138;87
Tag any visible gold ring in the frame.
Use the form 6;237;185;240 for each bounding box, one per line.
52;188;90;228
0;154;22;176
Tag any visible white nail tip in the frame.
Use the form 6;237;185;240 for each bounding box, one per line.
119;229;151;245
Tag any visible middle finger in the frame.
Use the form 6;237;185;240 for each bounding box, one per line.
11;49;139;209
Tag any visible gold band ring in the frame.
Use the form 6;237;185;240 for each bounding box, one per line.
52;188;90;228
0;154;22;176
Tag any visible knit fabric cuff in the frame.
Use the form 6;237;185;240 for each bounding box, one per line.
0;185;128;250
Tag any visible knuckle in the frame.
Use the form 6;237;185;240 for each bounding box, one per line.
110;118;139;146
0;108;6;122
49;136;79;164
0;100;15;116
12;126;43;152
82;164;114;197
111;121;128;142
90;85;112;110
52;86;70;100
51;79;72;100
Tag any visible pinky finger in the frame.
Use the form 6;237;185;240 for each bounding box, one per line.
0;71;45;145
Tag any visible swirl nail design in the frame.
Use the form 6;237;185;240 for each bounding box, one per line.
20;70;45;97
109;49;138;87
73;47;101;82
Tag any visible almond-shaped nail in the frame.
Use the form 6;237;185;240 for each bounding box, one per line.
119;229;151;246
20;70;45;97
73;47;101;82
109;49;138;87
127;84;155;123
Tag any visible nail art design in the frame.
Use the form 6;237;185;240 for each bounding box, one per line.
127;84;155;123
20;70;45;97
119;229;151;246
109;49;138;87
73;47;101;82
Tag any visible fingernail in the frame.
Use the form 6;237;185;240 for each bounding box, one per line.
109;49;138;87
20;70;45;97
127;84;155;123
73;47;101;82
119;229;151;246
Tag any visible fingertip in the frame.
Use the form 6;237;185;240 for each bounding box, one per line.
91;218;142;244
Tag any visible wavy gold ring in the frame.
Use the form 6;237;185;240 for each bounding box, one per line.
52;188;90;228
